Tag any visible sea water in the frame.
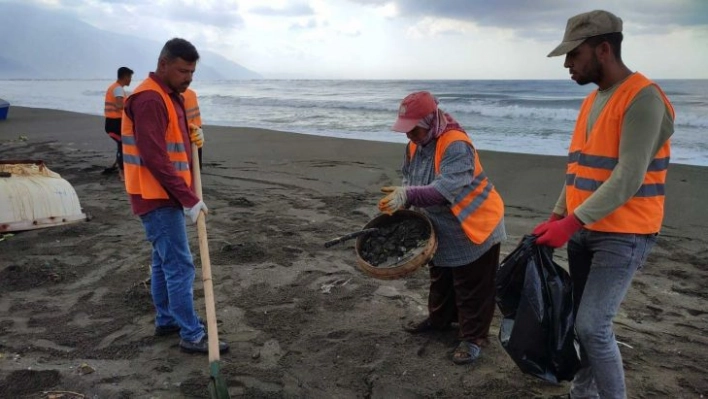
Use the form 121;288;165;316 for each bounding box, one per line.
1;79;706;166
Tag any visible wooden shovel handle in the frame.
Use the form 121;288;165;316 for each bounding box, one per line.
192;143;221;362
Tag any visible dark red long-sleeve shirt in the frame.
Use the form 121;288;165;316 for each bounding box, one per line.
124;73;200;216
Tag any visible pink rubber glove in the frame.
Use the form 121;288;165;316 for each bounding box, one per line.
531;213;564;236
548;213;563;222
533;212;567;235
533;214;583;248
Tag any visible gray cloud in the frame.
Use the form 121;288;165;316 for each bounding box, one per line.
348;0;708;33
12;0;245;29
249;3;315;17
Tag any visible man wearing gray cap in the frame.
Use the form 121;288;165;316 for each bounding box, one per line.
532;10;675;399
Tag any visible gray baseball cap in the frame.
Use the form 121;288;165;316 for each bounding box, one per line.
548;10;623;57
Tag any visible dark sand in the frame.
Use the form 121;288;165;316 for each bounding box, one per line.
0;106;706;398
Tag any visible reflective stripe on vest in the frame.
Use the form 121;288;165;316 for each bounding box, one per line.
121;77;192;199
408;130;504;244
104;82;123;118
565;73;674;233
121;136;190;171
183;89;202;127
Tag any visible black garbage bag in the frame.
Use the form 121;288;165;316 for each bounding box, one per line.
496;235;580;383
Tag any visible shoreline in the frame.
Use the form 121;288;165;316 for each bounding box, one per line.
3;103;707;167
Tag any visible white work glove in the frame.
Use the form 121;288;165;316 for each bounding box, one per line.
378;186;407;215
189;124;204;148
184;200;208;224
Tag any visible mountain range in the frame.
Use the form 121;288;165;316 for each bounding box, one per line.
0;3;261;80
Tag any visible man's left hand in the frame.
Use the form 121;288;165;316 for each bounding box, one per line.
378;186;407;215
533;213;584;248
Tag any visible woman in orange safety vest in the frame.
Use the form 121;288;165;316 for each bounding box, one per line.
379;91;506;366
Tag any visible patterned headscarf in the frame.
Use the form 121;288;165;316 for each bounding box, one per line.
415;98;465;146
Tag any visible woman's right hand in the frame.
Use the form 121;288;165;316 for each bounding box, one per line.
378;186;407;214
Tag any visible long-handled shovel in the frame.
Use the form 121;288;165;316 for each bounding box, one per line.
191;143;230;399
323;228;379;248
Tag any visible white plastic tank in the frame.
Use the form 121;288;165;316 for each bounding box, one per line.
0;161;87;232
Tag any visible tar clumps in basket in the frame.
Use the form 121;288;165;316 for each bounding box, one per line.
359;216;428;266
355;210;437;279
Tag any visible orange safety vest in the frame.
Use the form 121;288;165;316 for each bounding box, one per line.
183;88;202;127
121;78;192;199
566;73;674;234
408;130;504;244
104;81;124;118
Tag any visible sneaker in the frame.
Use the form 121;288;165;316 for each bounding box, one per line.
180;336;229;354
154;317;205;337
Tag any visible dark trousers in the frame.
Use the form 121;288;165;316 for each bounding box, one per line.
427;243;500;344
104;118;123;170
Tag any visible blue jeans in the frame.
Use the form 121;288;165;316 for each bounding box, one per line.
567;230;657;399
140;207;205;343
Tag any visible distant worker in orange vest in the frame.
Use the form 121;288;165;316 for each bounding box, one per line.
104;66;133;180
380;91;506;365
183;88;204;169
121;38;227;355
533;10;674;398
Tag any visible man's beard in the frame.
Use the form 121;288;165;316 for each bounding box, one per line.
575;55;603;86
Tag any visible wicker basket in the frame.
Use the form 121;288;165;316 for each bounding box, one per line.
355;210;437;280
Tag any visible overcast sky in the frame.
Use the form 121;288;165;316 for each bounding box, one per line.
8;0;708;79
